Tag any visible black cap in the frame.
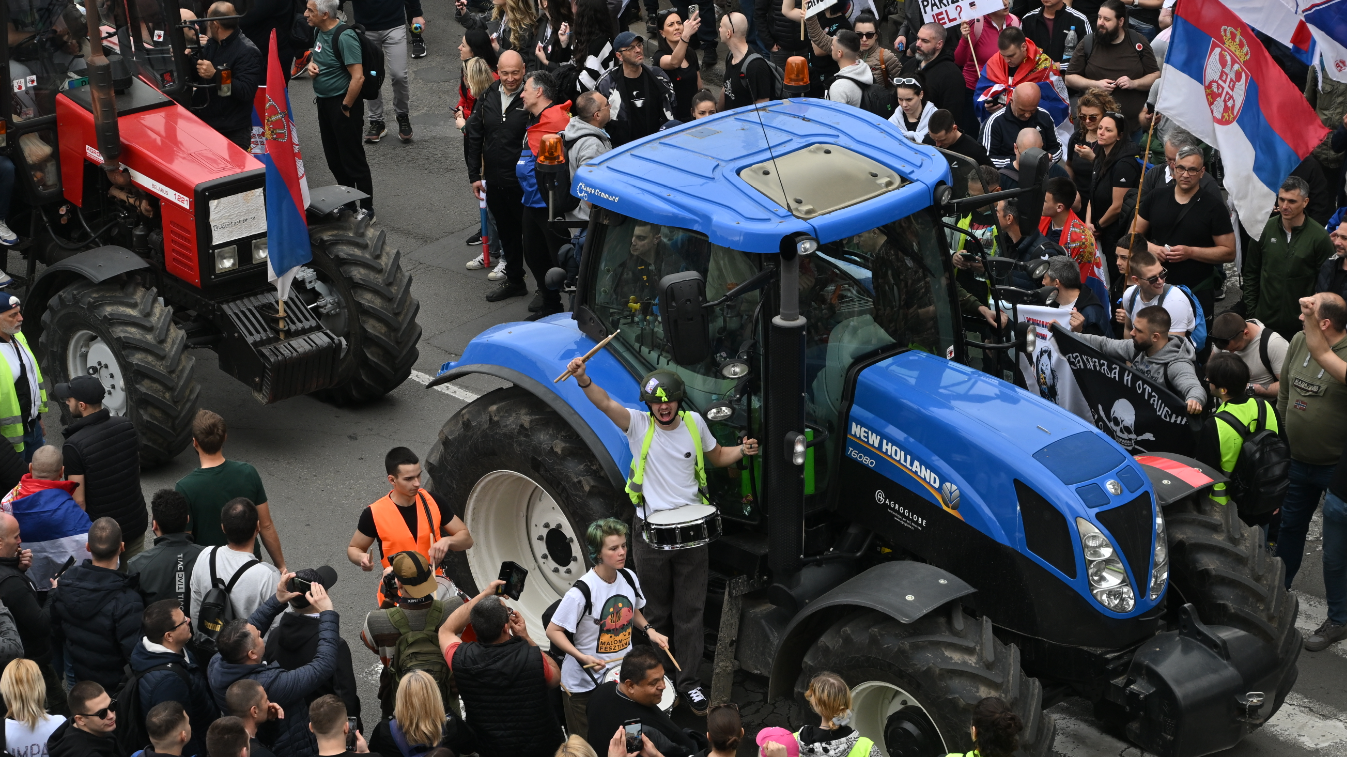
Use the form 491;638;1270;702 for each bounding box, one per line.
53;375;106;404
295;565;338;590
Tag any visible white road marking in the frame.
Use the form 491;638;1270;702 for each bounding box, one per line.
1295;593;1347;660
410;369;480;402
1263;693;1347;752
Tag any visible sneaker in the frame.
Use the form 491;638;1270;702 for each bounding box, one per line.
466;232;483;246
485;279;528;302
528;292;544;312
525;303;564;321
683;685;709;716
1305;621;1347;651
466;253;487;270
291;50;311;78
487;259;508;281
410;32;427;58
397;113;413;142
0;222;16;247
364;120;387;143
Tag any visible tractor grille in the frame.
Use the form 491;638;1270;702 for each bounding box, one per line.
1096;493;1155;590
1016;481;1077;579
217;290;341;403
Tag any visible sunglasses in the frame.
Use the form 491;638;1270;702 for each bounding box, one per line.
857;31;877;38
1210;337;1230;350
893;77;923;91
1080;113;1100;122
78;700;117;720
1136;267;1168;285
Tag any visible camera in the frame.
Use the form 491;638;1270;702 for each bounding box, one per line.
288;575;312;594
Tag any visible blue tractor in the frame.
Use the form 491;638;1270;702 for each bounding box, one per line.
425;99;1298;757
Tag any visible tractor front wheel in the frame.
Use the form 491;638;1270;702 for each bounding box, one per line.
302;210;421;405
37;279;199;467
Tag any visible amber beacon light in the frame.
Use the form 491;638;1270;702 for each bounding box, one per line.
538;133;567;167
784;56;809;96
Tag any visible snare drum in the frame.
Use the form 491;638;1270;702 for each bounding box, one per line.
602;664;677;712
642;504;722;550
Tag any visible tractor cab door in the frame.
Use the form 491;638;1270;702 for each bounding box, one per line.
105;0;192;97
3;0;81;208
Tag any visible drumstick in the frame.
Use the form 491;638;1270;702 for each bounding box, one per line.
554;330;621;383
659;642;682;672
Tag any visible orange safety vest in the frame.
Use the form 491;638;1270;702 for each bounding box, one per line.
369;489;445;604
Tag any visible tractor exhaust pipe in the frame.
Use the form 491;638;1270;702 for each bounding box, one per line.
83;0;125;178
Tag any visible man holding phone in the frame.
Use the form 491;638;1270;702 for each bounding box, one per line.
348;447;473;606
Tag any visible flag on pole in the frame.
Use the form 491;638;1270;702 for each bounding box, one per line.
1156;0;1329;235
1298;0;1347;81
252;30;312;302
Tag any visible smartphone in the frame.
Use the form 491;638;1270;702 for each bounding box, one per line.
346;717;358;750
497;561;528;600
623;719;642;753
689;4;699;21
289;575;313;594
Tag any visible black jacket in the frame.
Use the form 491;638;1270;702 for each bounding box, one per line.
755;0;809;53
464;80;530;188
62;409;147;540
1020;6;1091;63
240;0;297;76
47;721;119;757
1003;228;1061;290
190;30;264;135
127;532;203;609
902;46;976;137
451;637;562;757
586;682;697;757
1317;253;1347;301
262;610;362;723
0;556;50;664
981;104;1063;168
131;641;218;757
50;561;144;693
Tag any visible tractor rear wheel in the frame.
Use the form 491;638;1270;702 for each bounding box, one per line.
792;606;1056;754
424;387;627;632
1165;491;1301;715
796;608;1054;757
302;210;421;405
37;280;198;467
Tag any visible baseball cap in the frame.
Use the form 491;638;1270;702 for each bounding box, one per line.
390;551;436;598
755;727;799;757
293;565;338;591
1209;312;1248;343
614;31;644;51
0;295;18;315
53;375;107;404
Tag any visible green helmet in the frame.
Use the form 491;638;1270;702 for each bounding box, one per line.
638;370;685;404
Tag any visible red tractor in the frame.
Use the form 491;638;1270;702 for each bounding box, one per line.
2;0;421;464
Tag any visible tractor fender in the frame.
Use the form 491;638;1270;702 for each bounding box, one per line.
23;246;151;342
429;319;642;492
1133;452;1225;506
767;561;975;701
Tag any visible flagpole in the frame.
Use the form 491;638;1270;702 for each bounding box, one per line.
1131;27;1170;235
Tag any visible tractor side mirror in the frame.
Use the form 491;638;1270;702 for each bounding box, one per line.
658;272;712;366
1016;146;1050;233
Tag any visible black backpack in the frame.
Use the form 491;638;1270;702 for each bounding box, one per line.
114;662;191;756
197;547;260;645
833;75;899;119
735;52;785;101
331;23;386;100
1215;401;1290;516
540;568;644;668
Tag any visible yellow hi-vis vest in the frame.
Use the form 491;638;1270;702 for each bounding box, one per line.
0;334;45;453
625;411;707;507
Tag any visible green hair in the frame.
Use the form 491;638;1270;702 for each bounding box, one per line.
586;518;629;561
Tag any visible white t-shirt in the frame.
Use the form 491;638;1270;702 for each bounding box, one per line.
189;546;281;626
1123;284;1195;336
625;409;718;516
6;715;65;757
550;568;646;692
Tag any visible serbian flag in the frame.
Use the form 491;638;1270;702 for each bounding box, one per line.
251;30;311;301
1039;211;1110;306
1222;0;1318;68
1299;0;1347;82
1156;0;1329;236
973;39;1071;142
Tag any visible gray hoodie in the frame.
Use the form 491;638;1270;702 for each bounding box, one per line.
564;116;613;222
829;59;873;108
1075;333;1207;404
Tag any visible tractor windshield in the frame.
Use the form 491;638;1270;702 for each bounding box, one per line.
6;0;88;120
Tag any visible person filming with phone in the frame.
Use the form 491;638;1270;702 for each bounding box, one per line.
437;579;563;757
584;647;697;757
348;448;473;607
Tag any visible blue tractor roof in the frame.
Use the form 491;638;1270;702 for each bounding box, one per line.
571;99;951;253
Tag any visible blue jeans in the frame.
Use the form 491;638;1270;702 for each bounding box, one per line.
21;422;43;463
1275;459;1337;587
1128;18;1159;42
0;156;14;222
1324;492;1347;624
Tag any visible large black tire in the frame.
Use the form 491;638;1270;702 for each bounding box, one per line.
303;211;420;405
796;608;1054;757
424;387;626;621
1165;492;1301;714
37;280;198;467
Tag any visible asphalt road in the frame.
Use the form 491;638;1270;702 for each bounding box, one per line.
44;2;1347;754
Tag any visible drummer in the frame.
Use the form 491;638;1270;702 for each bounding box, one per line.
565;359;759;716
546;518;668;738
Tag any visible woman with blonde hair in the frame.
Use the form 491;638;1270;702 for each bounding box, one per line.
556;734;598;757
2;659;65;756
796;672;881;757
490;0;539;54
369;670;448;757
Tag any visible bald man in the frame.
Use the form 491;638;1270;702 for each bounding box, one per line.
721;12;774;109
982;81;1063;169
997;127;1071;189
4;445;90;594
0;512;64;710
191;1;263;149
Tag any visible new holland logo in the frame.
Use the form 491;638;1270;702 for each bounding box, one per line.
940;481;960;510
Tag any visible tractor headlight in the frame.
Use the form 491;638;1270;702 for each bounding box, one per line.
1149;510;1169;601
214;245;238;273
251;238;269;264
1077;518;1134;612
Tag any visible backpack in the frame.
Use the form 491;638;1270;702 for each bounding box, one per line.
197;547;261;643
288;0;315;52
387;601;453;709
1215;401;1290;515
735;52;784;101
1127;283;1207;350
832;75;898;118
114;662;191;757
330;23;386;100
540;568;644;667
1256;328;1276;381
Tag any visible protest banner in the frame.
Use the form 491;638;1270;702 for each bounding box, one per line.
804;0;838;18
1015;304;1089;419
919;0;995;26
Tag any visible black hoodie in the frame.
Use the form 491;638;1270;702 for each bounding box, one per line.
50;560;144;693
262;610;362;724
903;45;976;136
46;720;118;757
